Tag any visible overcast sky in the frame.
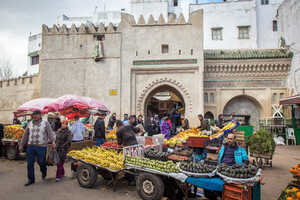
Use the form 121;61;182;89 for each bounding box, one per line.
0;0;130;76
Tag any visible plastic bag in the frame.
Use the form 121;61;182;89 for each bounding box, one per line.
47;148;60;166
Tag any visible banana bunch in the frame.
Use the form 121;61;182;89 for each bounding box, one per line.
68;146;124;170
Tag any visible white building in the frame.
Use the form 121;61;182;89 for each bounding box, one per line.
278;0;300;94
190;0;284;49
27;33;41;75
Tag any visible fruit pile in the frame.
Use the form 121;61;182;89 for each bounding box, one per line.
290;164;300;177
4;125;24;140
68;146;124;170
180;160;217;174
281;186;300;200
168;154;188;162
125;156;179;173
106;129;117;139
102;141;122;149
218;163;258;179
84;124;93;132
144;148;169;161
165;128;209;147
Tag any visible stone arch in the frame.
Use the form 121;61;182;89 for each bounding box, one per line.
136;78;192;115
204;111;214;120
223;95;262;127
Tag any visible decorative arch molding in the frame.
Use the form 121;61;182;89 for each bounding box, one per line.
222;94;263;114
136;78;192;114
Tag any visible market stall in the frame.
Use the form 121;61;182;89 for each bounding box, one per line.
2;124;24;160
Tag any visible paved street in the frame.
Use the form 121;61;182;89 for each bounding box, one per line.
0;145;299;200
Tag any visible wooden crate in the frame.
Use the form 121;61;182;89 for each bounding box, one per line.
222;184;252;200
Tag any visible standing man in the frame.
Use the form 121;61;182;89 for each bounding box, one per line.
127;115;140;134
94;112;106;146
180;114;189;130
19;110;56;186
197;114;209;131
123;114;129;126
108;113;117;130
71;116;85;142
137;115;144;126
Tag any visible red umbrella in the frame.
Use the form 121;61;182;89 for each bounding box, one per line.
43;94;110;113
17;98;56;115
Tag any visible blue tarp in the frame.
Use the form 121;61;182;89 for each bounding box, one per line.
186;177;224;192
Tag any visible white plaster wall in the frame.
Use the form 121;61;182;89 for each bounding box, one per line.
278;0;300;94
256;0;284;49
190;0;258;49
130;0;169;21
27;34;42;75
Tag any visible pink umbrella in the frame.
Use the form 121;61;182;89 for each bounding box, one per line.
17;98;56;113
43;94;110;113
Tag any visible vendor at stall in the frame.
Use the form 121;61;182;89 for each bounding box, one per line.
218;133;249;166
197;114;209;131
116;120;138;147
94;112;106;146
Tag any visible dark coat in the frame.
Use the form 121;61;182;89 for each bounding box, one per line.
117;126;138;147
56;128;72;160
108;116;116;129
197;119;209;131
94;117;106;139
0;123;4;139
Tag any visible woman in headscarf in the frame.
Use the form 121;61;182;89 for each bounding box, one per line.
160;116;171;139
55;120;72;182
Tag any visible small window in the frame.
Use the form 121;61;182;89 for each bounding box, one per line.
179;50;181;55
148;50;151;55
272;93;278;104
238;26;250;39
191;49;193;55
38;43;41;47
31;55;39;65
29;77;33;83
0;81;2;88
161;44;169;54
261;0;269;5
173;0;178;7
22;78;25;84
204;93;208;104
14;79;17;86
280;93;284;100
212;28;223;40
210;93;215;104
136;51;138;56
272;20;278;32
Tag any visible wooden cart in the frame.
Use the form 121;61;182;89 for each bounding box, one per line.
250;152;273;168
1;138;21;160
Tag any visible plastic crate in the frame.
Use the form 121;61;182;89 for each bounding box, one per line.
187;137;209;148
222;184;252;200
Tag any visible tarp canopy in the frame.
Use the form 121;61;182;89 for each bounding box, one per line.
280;94;300;105
17;98;56;114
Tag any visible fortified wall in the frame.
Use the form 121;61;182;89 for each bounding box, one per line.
0;75;40;123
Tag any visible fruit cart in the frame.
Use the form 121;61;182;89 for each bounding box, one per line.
1;138;22;160
124;145;191;200
69;156;124;191
250;152;273;168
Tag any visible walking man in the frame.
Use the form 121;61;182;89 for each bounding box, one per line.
19;110;56;186
94;112;106;146
71;116;85;142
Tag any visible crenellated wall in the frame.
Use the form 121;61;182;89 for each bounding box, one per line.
0;75;40;124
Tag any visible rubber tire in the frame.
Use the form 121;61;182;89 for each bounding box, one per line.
136;173;164;200
6;146;18;160
76;164;98;188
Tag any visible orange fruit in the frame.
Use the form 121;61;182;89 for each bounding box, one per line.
286;197;293;200
296;191;300;198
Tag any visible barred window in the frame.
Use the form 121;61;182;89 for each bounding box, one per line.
212;28;223;40
238;26;250;39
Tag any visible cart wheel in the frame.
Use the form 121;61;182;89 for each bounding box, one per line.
136;173;164;200
6;146;18;160
77;164;98;188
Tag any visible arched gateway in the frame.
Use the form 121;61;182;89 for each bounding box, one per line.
136;78;192;122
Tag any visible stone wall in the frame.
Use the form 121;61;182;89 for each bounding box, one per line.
0;75;40;124
278;0;300;94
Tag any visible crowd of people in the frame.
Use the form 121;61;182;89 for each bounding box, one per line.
0;109;240;188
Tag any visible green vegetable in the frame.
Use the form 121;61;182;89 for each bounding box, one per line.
247;129;275;155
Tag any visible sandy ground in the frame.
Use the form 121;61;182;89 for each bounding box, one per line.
0;145;299;200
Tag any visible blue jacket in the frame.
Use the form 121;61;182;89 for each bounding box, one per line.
218;144;248;165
